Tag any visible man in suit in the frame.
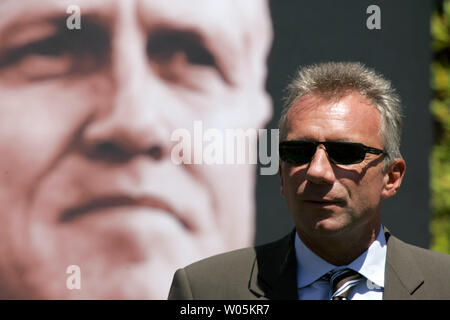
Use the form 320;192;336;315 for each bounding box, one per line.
168;62;450;300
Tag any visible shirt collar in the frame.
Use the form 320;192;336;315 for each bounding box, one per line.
295;226;386;289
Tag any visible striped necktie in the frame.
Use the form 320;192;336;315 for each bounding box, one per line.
326;268;363;300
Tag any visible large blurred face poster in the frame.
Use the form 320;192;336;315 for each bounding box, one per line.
0;0;273;299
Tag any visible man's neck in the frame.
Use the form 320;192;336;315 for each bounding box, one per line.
297;223;381;266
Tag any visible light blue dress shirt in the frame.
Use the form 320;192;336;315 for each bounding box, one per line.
295;226;386;300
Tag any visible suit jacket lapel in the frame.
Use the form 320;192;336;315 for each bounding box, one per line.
249;230;298;300
383;229;424;300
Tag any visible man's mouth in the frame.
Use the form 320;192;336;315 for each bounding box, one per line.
60;195;193;230
302;198;345;206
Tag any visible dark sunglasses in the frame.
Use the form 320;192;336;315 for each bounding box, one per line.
279;140;386;165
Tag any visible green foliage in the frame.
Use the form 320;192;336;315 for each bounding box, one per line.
430;0;450;253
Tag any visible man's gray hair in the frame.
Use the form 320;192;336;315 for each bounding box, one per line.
278;62;403;168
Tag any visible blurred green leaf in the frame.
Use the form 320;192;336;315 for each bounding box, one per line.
432;12;450;51
430;0;450;254
431;218;450;254
431;62;450;95
444;0;450;21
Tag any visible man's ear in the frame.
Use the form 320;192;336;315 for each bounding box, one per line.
381;158;406;199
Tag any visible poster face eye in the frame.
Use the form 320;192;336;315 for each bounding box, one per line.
0;19;110;82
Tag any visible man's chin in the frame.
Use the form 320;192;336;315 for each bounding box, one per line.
9;214;236;299
299;216;353;238
13;260;182;299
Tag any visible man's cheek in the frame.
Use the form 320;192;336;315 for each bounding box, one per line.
0;132;60;192
0;89;93;187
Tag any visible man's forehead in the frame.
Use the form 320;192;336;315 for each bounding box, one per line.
0;0;271;68
0;0;268;32
289;92;377;116
285;92;382;137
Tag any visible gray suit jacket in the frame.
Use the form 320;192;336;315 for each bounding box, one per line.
168;229;450;300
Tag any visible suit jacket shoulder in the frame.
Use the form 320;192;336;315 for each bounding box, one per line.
168;246;257;299
168;231;297;300
384;232;450;299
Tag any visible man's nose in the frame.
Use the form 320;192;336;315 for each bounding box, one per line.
80;21;173;163
305;146;335;185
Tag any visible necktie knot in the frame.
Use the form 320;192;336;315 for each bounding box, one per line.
324;268;363;300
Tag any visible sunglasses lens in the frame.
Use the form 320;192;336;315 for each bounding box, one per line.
326;143;366;164
279;142;316;165
279;141;370;165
